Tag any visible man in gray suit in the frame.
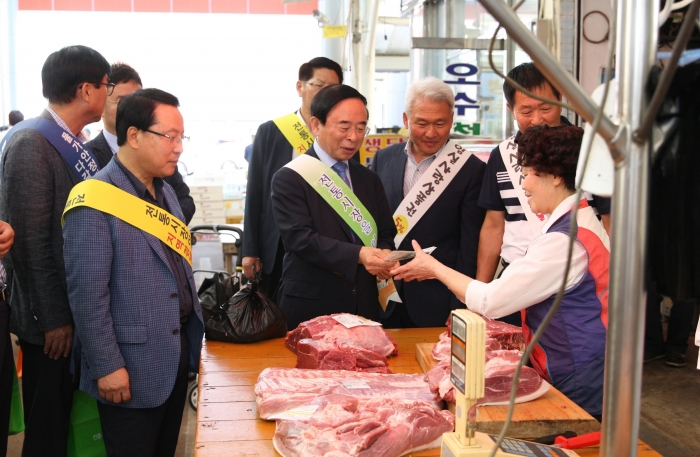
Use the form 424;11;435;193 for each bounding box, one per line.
86;62;195;224
0;45;110;457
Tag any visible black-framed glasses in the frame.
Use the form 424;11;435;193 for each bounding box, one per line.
303;81;333;89
144;129;190;144
80;82;116;96
329;123;371;137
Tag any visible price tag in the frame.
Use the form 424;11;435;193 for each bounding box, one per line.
332;314;382;328
342;380;371;389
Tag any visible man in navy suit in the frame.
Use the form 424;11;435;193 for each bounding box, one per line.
271;85;397;329
371;77;486;328
63;89;204;456
242;57;343;299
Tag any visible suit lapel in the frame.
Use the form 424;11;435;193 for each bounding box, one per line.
106;162;174;274
388;146;407;211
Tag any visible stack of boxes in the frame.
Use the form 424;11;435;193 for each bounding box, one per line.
189;185;226;227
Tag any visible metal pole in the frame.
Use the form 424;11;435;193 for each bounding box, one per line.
600;0;656;455
504;0;516;138
478;0;623;161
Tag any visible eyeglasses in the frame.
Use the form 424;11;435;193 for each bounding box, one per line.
144;129;190;144
80;82;116;96
328;123;371;137
303;81;333;89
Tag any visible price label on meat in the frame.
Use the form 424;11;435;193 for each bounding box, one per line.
342;380;371;389
332;314;382;328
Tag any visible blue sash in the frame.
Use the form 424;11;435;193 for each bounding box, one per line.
0;118;100;181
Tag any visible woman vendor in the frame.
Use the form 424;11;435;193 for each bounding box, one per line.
391;125;609;420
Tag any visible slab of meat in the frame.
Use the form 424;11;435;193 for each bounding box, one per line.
425;350;546;405
296;338;391;373
256;368;441;419
431;321;524;362
285;314;398;357
273;396;455;457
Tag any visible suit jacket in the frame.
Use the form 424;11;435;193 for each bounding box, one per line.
371;141;486;327
86;131;196;224
0;110;80;344
271;147;396;329
243;118;361;274
63;159;204;409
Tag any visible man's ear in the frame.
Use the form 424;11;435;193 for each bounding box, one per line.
310;116;321;136
296;80;303;97
126;126;140;149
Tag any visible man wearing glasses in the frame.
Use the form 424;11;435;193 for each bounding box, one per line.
63;89;204;456
243;57;344;299
87;62;195;224
371;77;486;328
270;84;397;329
0;45;109;457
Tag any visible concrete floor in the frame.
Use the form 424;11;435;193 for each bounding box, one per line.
5;241;700;456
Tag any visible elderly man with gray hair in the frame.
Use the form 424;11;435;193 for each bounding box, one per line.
371;77;486;328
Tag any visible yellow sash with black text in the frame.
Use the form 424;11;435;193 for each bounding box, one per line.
273;113;314;155
62;180;192;267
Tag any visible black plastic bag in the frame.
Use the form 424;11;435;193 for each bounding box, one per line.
197;271;239;323
205;275;287;343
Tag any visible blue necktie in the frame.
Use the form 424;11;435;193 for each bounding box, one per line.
331;162;356;242
331;162;352;190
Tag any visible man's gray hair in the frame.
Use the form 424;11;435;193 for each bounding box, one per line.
405;77;455;116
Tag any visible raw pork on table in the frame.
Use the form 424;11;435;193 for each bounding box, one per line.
273;396;455;457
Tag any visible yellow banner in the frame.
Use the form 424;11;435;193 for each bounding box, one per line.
359;134;407;167
323;25;347;39
273;113;314;155
62;180;192;266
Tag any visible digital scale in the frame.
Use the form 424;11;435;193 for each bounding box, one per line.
440;309;580;457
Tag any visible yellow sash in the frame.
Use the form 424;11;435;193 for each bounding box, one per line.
62;180;192;266
273;113;314;154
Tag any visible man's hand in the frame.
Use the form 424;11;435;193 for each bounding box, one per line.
0;220;14;259
242;256;261;280
44;324;73;360
98;367;131;404
359;247;398;279
391;240;440;282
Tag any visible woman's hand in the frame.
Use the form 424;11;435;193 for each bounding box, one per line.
390;240;439;282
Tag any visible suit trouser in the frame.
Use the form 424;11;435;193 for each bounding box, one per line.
0;300;14;457
645;283;696;357
97;327;189;457
258;240;285;302
18;339;74;457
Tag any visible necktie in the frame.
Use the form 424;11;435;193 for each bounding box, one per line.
331;162;352;190
331;162;356;243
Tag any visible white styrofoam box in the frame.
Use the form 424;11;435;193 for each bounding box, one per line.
192;193;224;202
198;208;226;219
197;201;226;211
189;216;227;227
189;185;224;196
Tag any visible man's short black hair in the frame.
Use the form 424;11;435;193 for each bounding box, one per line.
310;84;367;125
109;62;142;86
116;88;180;146
8;110;23;126
299;57;343;84
503;62;561;107
41;45;110;105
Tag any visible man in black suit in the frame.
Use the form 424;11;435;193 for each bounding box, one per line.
0;45;110;457
371;77;486;328
271;85;397;329
86;62;195;224
0;220;13;457
242;57;343;298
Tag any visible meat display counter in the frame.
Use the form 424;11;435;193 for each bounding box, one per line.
194;327;663;457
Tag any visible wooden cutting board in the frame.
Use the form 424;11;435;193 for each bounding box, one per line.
415;343;601;439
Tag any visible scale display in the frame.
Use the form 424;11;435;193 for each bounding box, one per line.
450;314;467;395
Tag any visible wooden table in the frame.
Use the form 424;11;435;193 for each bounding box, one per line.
195;328;662;457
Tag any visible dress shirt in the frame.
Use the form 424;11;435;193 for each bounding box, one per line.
403;140;448;197
46;106;88;143
314;141;353;189
114;156;193;322
464;194;589;318
103;129;119;153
